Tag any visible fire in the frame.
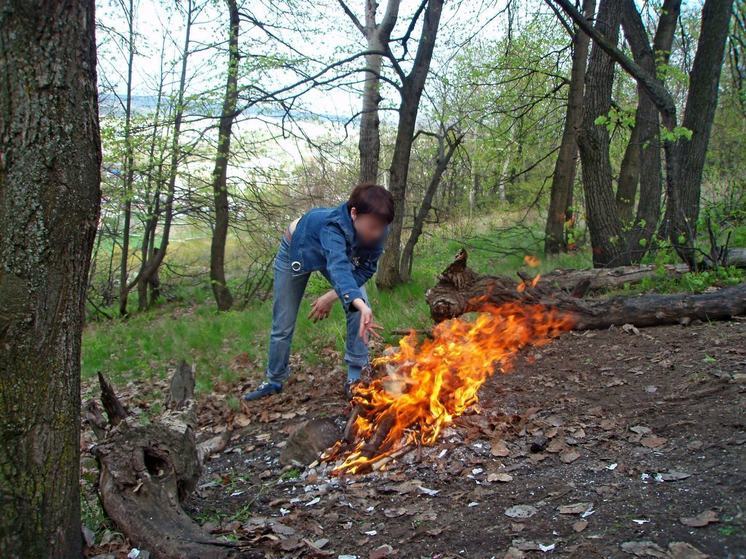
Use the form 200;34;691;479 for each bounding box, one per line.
327;302;574;474
516;274;541;293
523;255;540;268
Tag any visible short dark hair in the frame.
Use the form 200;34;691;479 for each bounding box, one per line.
347;183;395;224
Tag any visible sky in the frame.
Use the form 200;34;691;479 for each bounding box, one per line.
95;0;519;123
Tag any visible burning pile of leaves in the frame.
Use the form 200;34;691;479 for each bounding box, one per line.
323;302;574;474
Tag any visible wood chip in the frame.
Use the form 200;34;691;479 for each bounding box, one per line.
488;472;513;483
667;542;708;559
504;504;538;519
560;449;581;463
680;510;718;527
491;439;510;457
572;520;588;532
369;544;394;559
503;547;525;559
640;435;667;449
620;540;667;557
630;425;651;435
558;502;593;515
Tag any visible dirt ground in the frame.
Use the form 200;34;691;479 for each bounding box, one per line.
85;319;746;559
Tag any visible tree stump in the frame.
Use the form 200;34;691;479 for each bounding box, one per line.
92;373;239;559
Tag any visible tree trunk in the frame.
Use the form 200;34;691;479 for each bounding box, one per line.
210;0;239;311
497;153;510;202
118;0;136;317
577;0;629;267
359;46;384;183
137;33;168;312
618;0;680;256
134;0;194;304
545;0;595;255
92;372;236;559
376;0;445;289
551;0;732;268
666;0;734;266
426;251;746;330
0;1;101;556
341;0;401;184
400;131;463;281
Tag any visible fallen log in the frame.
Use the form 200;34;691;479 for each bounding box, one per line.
92;372;239;559
426;250;746;329
704;247;746;270
540;263;689;294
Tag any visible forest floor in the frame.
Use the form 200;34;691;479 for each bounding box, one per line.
82;317;746;559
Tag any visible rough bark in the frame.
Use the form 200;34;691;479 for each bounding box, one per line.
665;0;735;265
540;262;690;293
545;0;595;255
376;0;445;288
550;0;678;125
99;372;129;426
167;360;196;410
210;0;239;311
0;1;101;556
426;251;746;330
577;0;629;267
552;0;734;267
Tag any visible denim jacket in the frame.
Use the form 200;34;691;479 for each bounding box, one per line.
288;201;386;312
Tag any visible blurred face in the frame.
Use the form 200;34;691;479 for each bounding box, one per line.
350;207;387;245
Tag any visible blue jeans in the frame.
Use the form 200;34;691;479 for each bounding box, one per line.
265;235;369;384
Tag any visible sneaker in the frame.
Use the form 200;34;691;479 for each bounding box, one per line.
242;380;283;401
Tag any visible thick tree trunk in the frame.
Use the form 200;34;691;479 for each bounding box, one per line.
577;0;630;267
210;0;239;311
359;47;384;183
545;0;595;255
0;1;101;556
377;96;419;288
341;0;401;184
376;0;444;288
362;0;400;184
666;0;734;266
551;0;732;268
426;251;746;330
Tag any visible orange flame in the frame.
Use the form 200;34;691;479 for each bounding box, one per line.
516;273;541;293
328;302;574;474
523;255;540;268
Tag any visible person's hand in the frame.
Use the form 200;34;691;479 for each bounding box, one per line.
308;290;336;322
352;298;383;342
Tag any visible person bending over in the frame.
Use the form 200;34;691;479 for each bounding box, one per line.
242;183;394;401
